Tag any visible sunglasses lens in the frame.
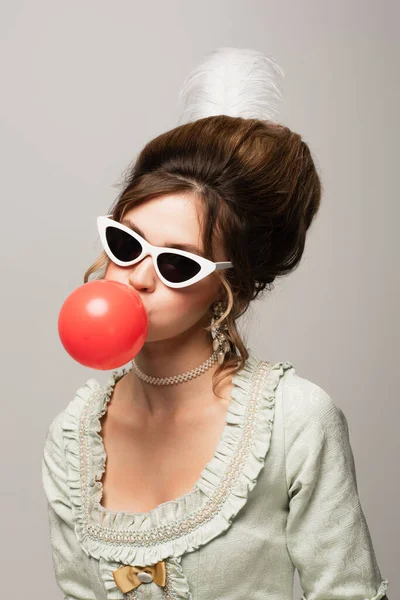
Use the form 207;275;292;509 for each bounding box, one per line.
106;226;142;262
158;252;201;283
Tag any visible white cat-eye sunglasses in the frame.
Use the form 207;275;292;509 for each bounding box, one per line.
97;215;234;289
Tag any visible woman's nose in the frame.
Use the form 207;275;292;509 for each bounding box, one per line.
128;254;157;290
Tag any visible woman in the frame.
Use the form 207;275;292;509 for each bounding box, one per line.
42;47;389;599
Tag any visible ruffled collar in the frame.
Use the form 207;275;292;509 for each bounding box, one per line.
62;349;293;598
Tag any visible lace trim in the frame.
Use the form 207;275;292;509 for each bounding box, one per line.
88;361;270;544
62;353;293;569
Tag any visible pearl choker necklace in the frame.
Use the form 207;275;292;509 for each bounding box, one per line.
131;351;219;386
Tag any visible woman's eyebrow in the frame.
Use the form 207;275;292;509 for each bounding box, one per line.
120;218;206;257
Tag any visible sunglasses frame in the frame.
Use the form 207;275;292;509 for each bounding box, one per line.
97;215;234;289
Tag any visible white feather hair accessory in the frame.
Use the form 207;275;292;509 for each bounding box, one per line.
177;47;285;126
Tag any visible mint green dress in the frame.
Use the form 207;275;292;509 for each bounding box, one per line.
42;350;389;599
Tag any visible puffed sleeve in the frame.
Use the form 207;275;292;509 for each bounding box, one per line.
283;385;389;600
42;414;97;600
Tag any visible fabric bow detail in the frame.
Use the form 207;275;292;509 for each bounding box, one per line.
112;560;166;592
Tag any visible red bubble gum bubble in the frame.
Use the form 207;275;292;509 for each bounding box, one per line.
58;280;148;370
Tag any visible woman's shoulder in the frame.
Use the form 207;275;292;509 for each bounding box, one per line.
66;376;102;417
246;352;342;427
276;363;348;435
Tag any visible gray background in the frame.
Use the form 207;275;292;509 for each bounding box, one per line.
1;1;397;597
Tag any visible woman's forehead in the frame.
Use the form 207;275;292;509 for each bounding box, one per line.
122;193;206;249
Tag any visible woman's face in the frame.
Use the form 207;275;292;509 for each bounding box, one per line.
104;193;228;343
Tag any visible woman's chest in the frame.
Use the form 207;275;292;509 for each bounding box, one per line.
98;401;230;514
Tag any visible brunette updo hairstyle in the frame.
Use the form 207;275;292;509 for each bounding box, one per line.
84;115;322;397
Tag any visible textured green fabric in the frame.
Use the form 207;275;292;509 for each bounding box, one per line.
42;350;389;599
